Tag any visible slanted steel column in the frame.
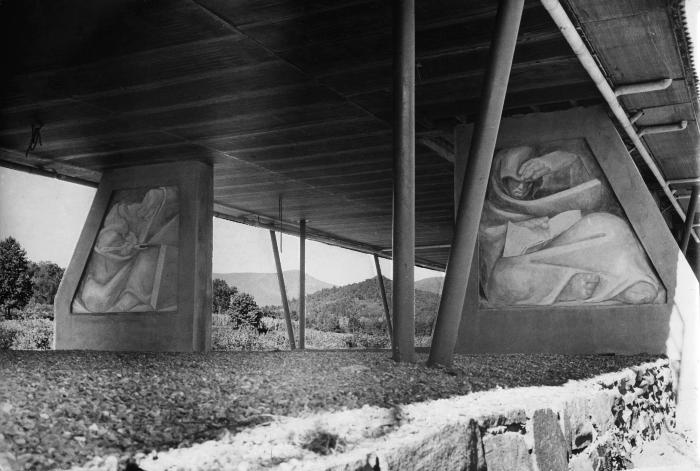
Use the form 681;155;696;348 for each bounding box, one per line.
428;0;524;367
299;219;306;349
392;0;416;362
373;254;394;345
269;230;296;350
680;185;699;254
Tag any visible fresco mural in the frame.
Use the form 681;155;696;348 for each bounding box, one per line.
72;186;179;313
479;140;665;307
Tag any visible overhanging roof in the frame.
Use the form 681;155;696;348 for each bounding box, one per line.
1;0;698;269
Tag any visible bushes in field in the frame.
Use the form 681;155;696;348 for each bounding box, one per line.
211;316;430;351
0;318;53;350
212;278;266;332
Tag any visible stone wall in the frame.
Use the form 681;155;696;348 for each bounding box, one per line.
91;359;683;471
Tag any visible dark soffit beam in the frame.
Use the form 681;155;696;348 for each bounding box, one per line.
0;159;99;188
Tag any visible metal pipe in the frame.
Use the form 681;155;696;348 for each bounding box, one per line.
373;254;394;346
299;219;306;349
629;110;644;124
380;243;452;252
392;0;416;362
540;0;698;244
668;177;700;186
681;186;699;253
428;0;525;367
638;121;688;137
269;230;296;350
614;78;673;96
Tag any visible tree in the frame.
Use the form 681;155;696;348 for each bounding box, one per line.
0;237;33;318
228;291;264;331
28;261;65;304
213;278;236;313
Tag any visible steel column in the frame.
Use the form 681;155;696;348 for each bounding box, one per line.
373;254;394;345
269;230;296;350
428;0;524;367
681;186;699;254
299;219;306;349
392;0;416;362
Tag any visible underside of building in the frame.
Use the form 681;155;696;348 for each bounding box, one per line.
2;0;699;445
2;0;698;268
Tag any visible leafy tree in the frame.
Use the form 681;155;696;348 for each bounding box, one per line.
213;278;237;313
28;261;65;304
228;291;264;332
0;237;33;318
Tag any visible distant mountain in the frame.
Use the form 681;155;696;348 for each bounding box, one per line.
415;276;445;294
304;276;440;335
213;270;334;306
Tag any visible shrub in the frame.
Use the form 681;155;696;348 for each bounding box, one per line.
0;318;53;350
212;313;230;326
228;292;265;332
16;302;54;320
0;322;20;349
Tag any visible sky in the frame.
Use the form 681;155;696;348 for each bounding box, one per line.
0;167;443;286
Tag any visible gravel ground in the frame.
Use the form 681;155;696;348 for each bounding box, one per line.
0;350;661;470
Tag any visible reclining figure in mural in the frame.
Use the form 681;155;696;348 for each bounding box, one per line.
72;186;179;313
479;146;663;306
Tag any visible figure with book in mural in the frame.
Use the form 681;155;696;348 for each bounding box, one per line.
479;145;663;307
72;186;179;313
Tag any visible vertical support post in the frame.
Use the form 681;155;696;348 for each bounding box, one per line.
269;230;296;350
428;0;524;367
680;185;699;254
373;254;394;345
392;0;416;362
299;219;306;350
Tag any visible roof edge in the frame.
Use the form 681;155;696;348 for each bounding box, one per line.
671;0;700;117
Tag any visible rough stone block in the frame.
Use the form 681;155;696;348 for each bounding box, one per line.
533;408;568;471
377;422;482;471
563;391;616;454
483;432;533;471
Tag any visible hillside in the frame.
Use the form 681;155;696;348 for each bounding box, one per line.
415;276;444;294
300;276;440;336
213;270;333;306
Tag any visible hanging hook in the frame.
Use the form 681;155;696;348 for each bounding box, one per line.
25;121;43;158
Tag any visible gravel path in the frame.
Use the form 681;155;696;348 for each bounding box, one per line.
0;350;661;470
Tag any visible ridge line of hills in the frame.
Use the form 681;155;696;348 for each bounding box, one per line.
213;271;443;307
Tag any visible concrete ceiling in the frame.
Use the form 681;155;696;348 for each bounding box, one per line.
1;0;697;267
